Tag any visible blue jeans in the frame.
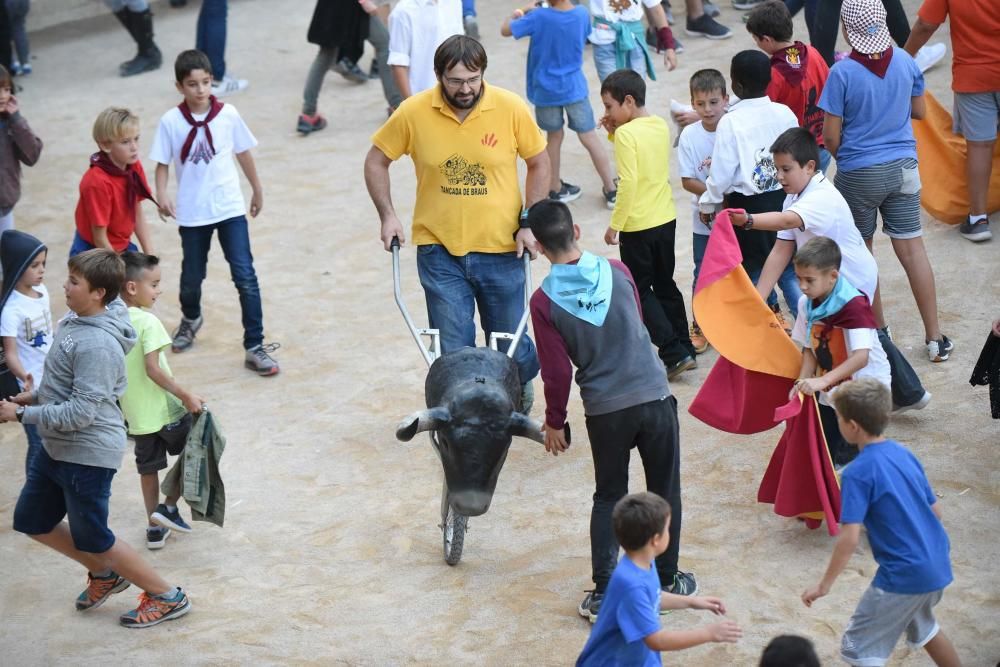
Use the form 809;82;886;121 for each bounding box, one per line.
416;244;539;384
462;0;475;17
23;423;42;477
691;232;709;293
819;147;833;175
68;230;137;257
748;262;802;319
196;0;228;80
178;216;264;349
592;41;646;83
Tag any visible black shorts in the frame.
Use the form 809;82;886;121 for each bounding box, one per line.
132;413;192;475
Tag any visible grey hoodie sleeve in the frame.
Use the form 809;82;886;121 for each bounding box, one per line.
22;346;120;431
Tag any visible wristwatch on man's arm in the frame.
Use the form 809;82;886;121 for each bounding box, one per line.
15;405;25;422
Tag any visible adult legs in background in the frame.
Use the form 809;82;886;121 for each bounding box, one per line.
0;209;13;232
301;47;338;116
0;2;10;72
106;0;162;77
813;0;910;66
955;91;999;242
6;0;29;72
367;12;402;110
462;0;479;39
196;0;227;80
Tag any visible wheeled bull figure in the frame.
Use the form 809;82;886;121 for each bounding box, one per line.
391;239;544;564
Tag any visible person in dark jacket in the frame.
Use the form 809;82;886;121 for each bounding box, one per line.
0;64;42;232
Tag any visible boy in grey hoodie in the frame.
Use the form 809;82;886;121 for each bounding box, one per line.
3;249;191;628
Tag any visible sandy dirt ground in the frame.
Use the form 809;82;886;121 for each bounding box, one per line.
0;1;997;664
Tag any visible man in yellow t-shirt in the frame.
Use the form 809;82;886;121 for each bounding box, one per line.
598;69;696;380
365;35;550;399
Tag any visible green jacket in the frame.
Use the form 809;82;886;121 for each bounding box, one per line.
162;410;226;527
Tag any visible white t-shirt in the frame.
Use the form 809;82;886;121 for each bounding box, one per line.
149;104;258;227
589;0;660;45
387;0;463;95
791;294;891;405
778;174;878;301
676;120;715;236
0;284;52;387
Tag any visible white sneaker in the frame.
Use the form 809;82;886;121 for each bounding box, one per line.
212;75;249;96
914;43;946;73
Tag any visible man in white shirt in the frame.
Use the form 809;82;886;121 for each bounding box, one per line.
388;0;463;99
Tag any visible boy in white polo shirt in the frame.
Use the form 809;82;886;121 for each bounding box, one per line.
151;49;279;377
388;0;463;100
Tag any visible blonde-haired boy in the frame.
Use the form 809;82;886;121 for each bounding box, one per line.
72;107;156;257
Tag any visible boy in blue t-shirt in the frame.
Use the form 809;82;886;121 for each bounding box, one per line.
802;378;961;667
577;492;741;666
501;1;618;208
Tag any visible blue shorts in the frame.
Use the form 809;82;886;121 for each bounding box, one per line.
13;446;117;553
69;230;137;257
534;99;597;134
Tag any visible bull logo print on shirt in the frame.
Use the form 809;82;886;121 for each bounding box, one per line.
188;138;215;165
752;147;780;193
439;154;489;196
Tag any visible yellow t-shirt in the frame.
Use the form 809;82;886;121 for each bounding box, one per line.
609;115;677;233
372;83;547;256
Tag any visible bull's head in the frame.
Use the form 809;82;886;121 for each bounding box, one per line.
396;381;544;517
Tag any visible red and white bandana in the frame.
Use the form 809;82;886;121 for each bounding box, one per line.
840;0;891;55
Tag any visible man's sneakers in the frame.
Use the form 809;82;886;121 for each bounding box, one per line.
690;323;709;354
549;180;582;204
212;75;249;97
603;187;617;210
926;335;954;363
120;589;191;628
685;13;732;39
171;315;203;353
960;217;992;243
297;113;328;135
663;571;699;598
892;390;932;415
151;504;192;533
146;525;171;550
913;43;947;73
666;355;697;380
578;590;604;624
76;572;131;611
464;15;480;40
246;342;281;376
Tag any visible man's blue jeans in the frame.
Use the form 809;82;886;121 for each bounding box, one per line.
592;41;646;83
196;0;228;80
416;244;539;384
178;215;263;350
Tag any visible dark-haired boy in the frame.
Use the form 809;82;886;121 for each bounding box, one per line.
745;0;831;172
600;69;695;377
150;49;279;376
120;252;204;550
677;68;728;354
577;492;741;664
759;634;820;667
698;50;800;326
528;200;697;624
728;127;930;413
5;249;190;628
803;378;959;667
786;237;890;466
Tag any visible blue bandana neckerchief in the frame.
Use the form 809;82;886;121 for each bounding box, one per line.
804;275;863;343
594;17;657;81
541;252;613;327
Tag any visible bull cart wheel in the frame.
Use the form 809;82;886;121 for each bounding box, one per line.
442;506;468;566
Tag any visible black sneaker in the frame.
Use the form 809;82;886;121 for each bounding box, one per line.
685;13;733;39
171;315;203;353
578;590;604;623
663;571;698;597
926;335;954;363
146;525;171;550
549;180;582;203
603;188;617;210
959;217;992;242
665;355;697;380
151;504;192;533
297;113;328;135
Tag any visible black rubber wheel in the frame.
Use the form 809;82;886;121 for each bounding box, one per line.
442;506;468;566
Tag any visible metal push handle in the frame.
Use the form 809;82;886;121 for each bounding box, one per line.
391;236;439;367
500;252;533;359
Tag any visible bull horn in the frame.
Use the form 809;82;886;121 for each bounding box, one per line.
507;412;545;445
395;407;451;442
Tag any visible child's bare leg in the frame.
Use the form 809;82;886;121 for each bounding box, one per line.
140;473;160;526
578;129;617;192
967;141;995;217
889;236;941;341
923;630;961;667
29;524;106;572
863;238;887;329
546;129;564;193
95;541;172;595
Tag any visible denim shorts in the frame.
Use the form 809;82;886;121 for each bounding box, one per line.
954;91;1000;142
13;446;117;553
534;99;597;133
133;413;192;475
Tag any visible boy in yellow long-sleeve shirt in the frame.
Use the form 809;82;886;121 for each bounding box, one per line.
600;69;696;379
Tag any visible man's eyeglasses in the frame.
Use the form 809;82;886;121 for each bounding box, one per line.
443;75;482;90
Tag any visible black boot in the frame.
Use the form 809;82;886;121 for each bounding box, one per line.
117;8;162;77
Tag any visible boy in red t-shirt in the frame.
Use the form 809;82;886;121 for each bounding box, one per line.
746;1;831;173
72;107;155;257
905;0;999;243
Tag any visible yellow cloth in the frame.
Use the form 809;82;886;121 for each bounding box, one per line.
609;115;677;232
371;83;546;256
913;91;1000;225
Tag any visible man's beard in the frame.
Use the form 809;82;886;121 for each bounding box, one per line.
442;85;483;111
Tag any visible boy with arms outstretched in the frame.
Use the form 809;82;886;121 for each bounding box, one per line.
803;378;960;667
4;249;190;628
528;200;697;624
577;492;741;665
120;252;204;550
150;49;279;376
